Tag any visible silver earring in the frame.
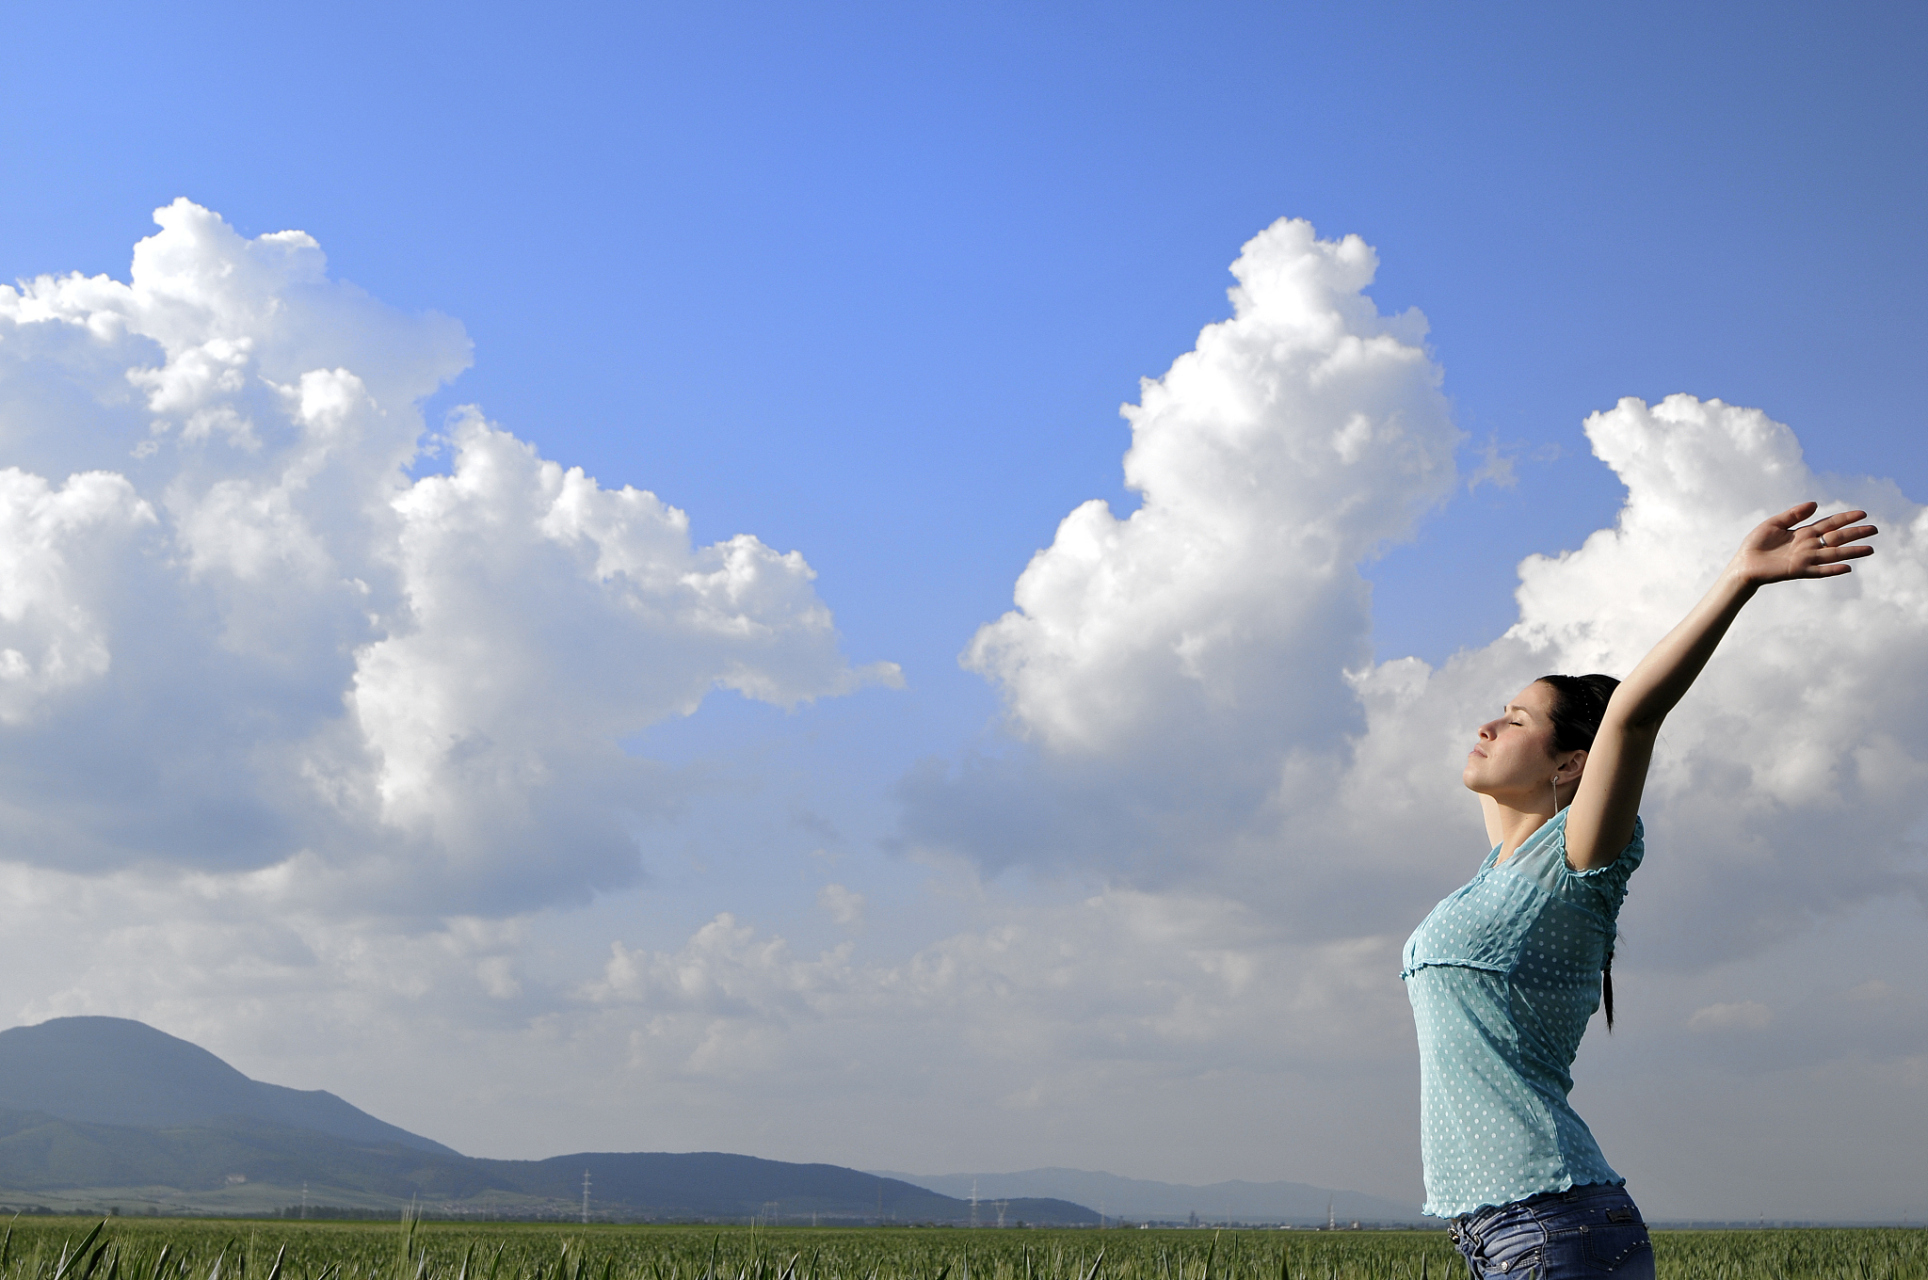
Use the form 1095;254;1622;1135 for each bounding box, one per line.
1551;775;1561;812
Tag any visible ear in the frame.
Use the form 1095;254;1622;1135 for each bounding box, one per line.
1556;747;1589;785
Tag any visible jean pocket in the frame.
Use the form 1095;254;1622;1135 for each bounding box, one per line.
1581;1221;1653;1274
1472;1227;1543;1276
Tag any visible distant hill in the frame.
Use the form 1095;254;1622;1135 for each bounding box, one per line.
878;1167;1422;1225
0;1108;1094;1223
0;1018;457;1156
0;1017;1096;1223
0;1109;499;1202
470;1153;1095;1224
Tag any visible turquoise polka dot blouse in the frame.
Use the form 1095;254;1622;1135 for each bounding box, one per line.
1401;806;1644;1218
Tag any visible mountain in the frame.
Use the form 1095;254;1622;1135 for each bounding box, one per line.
0;1018;457;1156
0;1017;1096;1223
0;1109;498;1202
0;1108;1094;1223
878;1168;1422;1226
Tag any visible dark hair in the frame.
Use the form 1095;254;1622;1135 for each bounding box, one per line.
1537;672;1620;754
1537;671;1624;1029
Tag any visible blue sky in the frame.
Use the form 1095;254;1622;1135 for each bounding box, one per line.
12;1;1924;669
0;0;1924;1221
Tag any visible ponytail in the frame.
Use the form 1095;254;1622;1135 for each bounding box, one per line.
1602;949;1614;1031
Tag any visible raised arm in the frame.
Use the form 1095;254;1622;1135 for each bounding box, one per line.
1562;501;1878;870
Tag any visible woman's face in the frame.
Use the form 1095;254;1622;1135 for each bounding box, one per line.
1463;681;1564;799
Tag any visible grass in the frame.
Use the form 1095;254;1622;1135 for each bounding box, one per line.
0;1215;1921;1280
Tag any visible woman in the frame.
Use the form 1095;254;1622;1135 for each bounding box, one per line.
1401;501;1878;1278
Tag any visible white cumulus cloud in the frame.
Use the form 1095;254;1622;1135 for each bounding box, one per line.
967;218;1457;759
0;199;893;911
901;219;1460;883
1345;394;1928;965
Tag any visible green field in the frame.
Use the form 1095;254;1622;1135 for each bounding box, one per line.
0;1216;1922;1280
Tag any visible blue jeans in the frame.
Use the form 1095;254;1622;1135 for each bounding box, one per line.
1449;1183;1655;1278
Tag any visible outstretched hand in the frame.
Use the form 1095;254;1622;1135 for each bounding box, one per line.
1566;499;1878;869
1730;501;1878;586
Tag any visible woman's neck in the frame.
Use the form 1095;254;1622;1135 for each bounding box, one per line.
1481;793;1559;863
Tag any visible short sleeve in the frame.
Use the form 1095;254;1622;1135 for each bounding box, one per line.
1561;815;1643;919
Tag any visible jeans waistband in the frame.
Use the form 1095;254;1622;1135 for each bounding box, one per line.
1448;1182;1627;1245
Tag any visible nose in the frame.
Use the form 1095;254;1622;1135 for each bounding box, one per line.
1477;718;1499;741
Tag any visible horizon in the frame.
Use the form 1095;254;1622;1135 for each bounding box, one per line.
0;1006;1923;1229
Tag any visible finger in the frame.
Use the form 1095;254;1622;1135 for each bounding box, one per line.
1814;509;1869;534
1806;545;1875;574
1820;522;1879;547
1768;501;1820;530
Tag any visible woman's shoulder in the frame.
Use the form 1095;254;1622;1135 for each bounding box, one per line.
1502;811;1644;898
1566;813;1646;880
1554;813;1644;922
